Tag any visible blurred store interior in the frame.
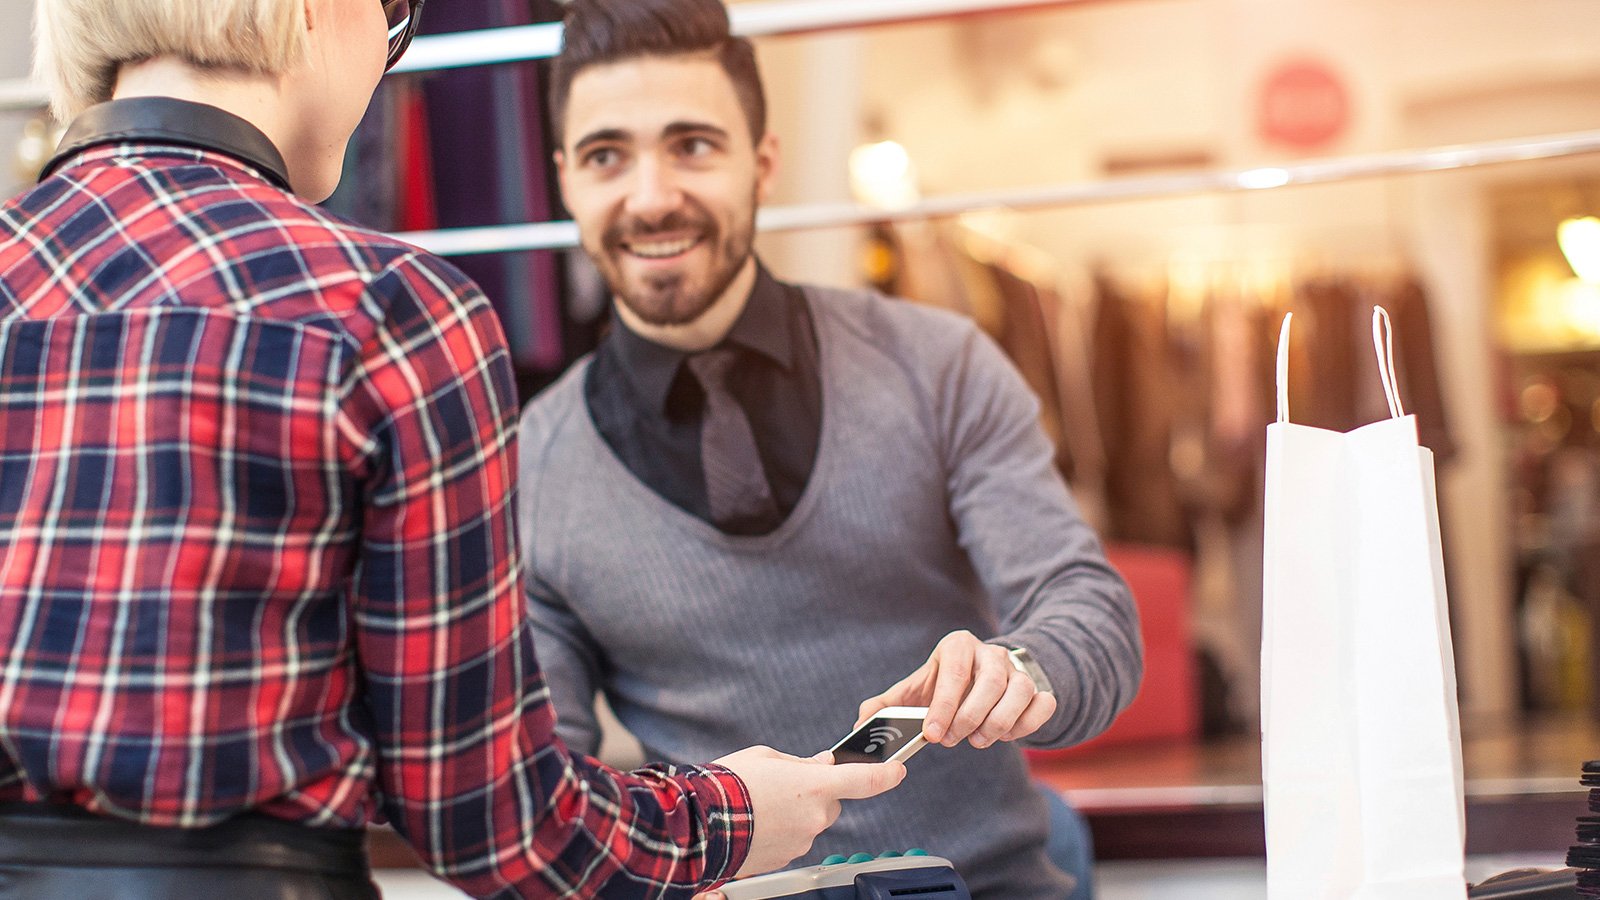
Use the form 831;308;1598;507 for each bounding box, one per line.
6;0;1600;895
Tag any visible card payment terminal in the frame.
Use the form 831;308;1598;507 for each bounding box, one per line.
718;852;971;900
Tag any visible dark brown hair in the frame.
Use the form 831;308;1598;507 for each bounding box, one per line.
549;0;767;146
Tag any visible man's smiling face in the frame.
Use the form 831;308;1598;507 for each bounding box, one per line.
557;53;777;327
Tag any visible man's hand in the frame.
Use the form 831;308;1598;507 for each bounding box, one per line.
856;630;1056;749
713;746;905;880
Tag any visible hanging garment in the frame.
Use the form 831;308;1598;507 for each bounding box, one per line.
422;0;565;374
320;80;398;231
395;78;438;233
990;263;1067;462
1291;276;1456;464
1091;273;1191;547
1035;269;1108;529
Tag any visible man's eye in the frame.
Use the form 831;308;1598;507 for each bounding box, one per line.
584;148;620;168
681;138;715;158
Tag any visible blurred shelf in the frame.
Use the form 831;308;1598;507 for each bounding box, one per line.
1029;714;1599;860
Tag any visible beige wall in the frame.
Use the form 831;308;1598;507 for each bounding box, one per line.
0;4;36;200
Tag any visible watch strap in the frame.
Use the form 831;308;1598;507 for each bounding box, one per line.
1005;645;1053;694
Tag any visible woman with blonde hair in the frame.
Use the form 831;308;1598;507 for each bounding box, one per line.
0;1;902;897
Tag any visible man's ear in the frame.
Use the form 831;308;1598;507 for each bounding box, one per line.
553;149;571;205
754;132;780;203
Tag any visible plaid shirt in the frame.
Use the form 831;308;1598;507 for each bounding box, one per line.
0;98;751;898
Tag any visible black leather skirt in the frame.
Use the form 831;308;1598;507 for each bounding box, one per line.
0;803;381;899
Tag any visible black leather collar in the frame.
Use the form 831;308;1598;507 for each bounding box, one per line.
41;97;293;191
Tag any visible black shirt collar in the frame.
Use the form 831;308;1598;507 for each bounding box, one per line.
609;262;799;414
723;263;798;373
41;97;293;191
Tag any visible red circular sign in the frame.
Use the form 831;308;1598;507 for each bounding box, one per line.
1258;58;1350;150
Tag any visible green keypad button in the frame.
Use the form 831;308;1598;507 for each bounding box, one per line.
905;848;929;856
847;852;874;864
821;855;848;866
877;850;902;858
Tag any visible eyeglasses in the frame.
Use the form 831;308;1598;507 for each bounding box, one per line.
382;0;427;71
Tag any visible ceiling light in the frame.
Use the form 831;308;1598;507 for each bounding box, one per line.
849;141;920;211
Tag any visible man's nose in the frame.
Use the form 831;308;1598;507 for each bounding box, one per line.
623;158;683;221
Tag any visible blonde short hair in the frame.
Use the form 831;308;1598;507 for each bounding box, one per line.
34;0;308;121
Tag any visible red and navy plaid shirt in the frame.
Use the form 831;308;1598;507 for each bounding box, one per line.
0;98;751;898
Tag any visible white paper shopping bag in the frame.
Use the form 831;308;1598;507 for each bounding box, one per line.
1262;308;1465;899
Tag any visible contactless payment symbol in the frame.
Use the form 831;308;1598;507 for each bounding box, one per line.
862;725;903;755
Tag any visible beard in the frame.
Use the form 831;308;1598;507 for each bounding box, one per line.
598;195;757;328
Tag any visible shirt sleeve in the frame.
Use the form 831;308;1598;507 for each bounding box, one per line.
936;319;1144;749
337;253;752;897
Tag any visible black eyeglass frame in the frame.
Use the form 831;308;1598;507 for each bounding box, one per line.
383;0;428;71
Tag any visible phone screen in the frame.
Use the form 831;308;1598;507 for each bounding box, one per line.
832;714;927;764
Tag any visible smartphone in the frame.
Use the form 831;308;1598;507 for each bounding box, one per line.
829;706;930;765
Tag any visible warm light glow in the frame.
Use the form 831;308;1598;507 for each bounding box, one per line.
1498;256;1600;353
1558;216;1600;283
1519;381;1559;423
849;141;920;211
1561;277;1600;337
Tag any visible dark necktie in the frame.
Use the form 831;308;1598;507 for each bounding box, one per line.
687;347;778;529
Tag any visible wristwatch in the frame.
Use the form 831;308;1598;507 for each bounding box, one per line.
1005;645;1053;695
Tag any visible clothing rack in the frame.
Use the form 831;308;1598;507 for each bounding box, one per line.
0;0;1083;110
394;0;1083;73
394;128;1600;257
7;2;1599;259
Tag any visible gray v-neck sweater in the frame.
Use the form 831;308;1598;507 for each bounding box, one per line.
518;284;1141;899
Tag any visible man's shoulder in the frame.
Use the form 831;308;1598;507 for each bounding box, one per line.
518;355;596;453
796;280;985;376
515;357;600;542
799;280;977;342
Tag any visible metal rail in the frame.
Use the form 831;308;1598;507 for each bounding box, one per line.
0;0;1084;107
392;129;1600;257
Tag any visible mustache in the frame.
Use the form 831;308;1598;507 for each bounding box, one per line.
604;211;712;246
